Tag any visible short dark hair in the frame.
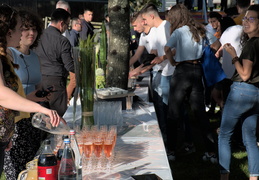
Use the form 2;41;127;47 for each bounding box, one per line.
130;11;141;24
247;4;259;16
236;0;250;9
84;8;93;13
51;8;70;23
141;3;158;15
209;11;222;20
71;17;79;26
219;16;236;34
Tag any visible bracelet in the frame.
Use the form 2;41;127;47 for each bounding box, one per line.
232;56;239;64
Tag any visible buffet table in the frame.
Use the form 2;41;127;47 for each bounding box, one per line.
63;75;173;180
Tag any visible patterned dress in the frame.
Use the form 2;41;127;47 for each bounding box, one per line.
4;49;43;180
0;58;19;179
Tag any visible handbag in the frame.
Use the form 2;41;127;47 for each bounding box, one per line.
201;38;226;87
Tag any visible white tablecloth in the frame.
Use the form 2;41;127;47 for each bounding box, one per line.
63;76;173;180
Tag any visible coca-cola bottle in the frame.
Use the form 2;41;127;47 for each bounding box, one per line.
38;139;58;180
58;138;77;180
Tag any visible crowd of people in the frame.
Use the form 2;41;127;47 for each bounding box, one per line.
1;0;259;179
129;0;259;180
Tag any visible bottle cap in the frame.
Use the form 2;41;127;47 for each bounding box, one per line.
44;139;51;145
64;138;70;144
62;135;69;140
69;129;75;135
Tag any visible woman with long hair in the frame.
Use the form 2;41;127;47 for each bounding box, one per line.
3;10;51;179
0;4;61;176
219;5;259;180
164;4;220;161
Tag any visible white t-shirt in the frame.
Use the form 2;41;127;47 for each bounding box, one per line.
220;25;242;79
166;25;217;61
205;23;216;36
139;27;157;53
153;20;175;76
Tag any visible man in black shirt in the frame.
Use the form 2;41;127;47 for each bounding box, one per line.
67;18;82;47
79;8;95;40
35;8;74;116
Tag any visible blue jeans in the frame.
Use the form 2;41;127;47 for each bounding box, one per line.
167;62;216;152
219;82;259;176
155;74;171;105
152;71;170;143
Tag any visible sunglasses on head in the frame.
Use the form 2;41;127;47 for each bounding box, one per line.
1;4;17;25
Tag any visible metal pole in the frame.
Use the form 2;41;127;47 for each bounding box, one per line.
202;0;208;24
161;0;166;12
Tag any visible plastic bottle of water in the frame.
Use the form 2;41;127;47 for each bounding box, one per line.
58;138;77;180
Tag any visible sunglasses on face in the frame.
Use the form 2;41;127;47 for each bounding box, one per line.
242;17;258;23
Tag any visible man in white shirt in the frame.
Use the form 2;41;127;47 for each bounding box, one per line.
129;12;156;70
214;25;243;104
140;3;175;144
128;12;157;102
219;25;242;79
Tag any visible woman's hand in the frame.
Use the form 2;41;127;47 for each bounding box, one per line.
5;141;12;151
223;43;237;58
40;108;61;127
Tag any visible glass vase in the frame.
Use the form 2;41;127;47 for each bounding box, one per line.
79;44;96;129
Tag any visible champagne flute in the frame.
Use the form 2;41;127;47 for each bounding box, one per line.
109;125;117;149
77;136;84;156
103;135;113;158
93;134;103;159
83;134;93;159
103;135;115;171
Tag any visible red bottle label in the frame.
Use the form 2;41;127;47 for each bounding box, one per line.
38;166;57;180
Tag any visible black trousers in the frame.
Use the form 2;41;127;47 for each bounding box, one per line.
41;75;68;116
0;141;8;176
167;63;216;152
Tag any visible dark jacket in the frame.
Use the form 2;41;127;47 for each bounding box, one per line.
35;26;74;77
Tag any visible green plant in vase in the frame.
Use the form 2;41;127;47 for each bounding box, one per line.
95;22;107;90
78;35;97;128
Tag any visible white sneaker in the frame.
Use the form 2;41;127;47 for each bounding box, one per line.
202;152;218;164
167;151;176;161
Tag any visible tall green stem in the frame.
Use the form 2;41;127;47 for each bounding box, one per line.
79;36;96;129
